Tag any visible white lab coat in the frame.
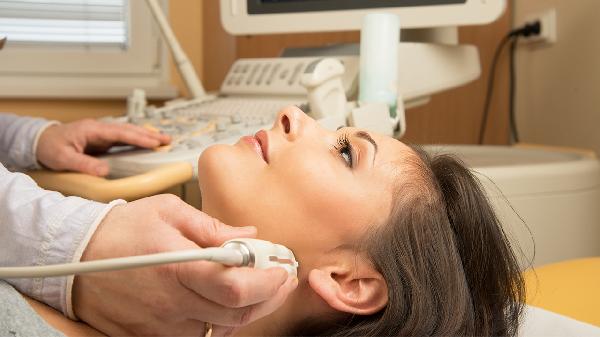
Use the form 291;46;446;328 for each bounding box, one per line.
0;113;123;319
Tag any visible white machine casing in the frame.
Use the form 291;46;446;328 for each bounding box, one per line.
221;43;481;110
427;145;600;267
300;58;347;120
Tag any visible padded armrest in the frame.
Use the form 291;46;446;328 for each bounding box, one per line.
523;257;600;327
27;162;193;202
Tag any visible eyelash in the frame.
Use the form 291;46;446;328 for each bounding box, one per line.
334;133;354;168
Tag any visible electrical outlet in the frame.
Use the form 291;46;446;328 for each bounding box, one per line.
520;9;557;45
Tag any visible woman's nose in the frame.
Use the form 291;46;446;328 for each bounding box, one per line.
273;105;312;141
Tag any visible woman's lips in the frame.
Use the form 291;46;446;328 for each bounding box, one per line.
241;130;269;163
254;130;269;163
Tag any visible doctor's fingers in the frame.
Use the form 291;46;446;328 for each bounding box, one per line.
178;276;298;328
210;325;239;337
176;261;292;308
89;122;168;148
160;199;257;247
177;321;238;337
117;122;172;144
175;289;261;327
200;323;240;337
225;275;298;326
61;149;110;176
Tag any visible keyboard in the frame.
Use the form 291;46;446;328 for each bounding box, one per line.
102;96;305;178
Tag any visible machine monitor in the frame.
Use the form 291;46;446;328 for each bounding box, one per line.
220;0;505;35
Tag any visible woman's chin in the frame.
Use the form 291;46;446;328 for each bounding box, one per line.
196;142;271;230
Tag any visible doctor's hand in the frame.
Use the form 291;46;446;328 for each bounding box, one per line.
36;119;170;176
72;194;298;337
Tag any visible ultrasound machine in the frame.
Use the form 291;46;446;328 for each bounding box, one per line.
101;0;504;179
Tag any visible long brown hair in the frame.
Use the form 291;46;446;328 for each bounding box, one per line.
288;147;525;336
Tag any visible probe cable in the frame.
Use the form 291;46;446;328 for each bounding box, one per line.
0;248;245;279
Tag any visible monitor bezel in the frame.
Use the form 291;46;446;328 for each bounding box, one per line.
220;0;506;35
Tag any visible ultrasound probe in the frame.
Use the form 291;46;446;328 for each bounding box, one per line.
0;239;298;278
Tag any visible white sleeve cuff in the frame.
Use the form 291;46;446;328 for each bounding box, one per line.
32;121;60;170
0;114;59;170
65;199;127;320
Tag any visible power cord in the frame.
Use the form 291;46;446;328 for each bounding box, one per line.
479;21;541;144
508;37;519;143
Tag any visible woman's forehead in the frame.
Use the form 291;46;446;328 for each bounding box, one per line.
356;133;416;202
336;127;416;178
370;133;413;166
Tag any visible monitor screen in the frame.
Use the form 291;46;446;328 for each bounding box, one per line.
248;0;468;15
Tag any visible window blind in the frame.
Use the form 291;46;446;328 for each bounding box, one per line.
0;0;129;47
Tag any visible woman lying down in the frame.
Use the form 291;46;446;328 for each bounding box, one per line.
25;105;525;336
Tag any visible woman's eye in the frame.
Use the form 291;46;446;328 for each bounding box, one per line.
335;134;353;168
340;146;353;167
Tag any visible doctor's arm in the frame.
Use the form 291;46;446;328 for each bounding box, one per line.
0;113;55;170
36;118;170;176
0;166;297;336
0;162;125;315
0;113;169;176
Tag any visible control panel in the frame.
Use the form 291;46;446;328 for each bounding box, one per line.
220;56;359;98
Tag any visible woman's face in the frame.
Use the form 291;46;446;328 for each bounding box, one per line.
198;106;412;279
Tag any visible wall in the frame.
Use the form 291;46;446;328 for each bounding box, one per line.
0;1;204;122
515;1;600;154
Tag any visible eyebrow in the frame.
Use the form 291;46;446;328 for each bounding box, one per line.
355;131;378;161
337;127;379;165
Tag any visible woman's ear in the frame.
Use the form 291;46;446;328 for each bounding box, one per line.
307;253;388;315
